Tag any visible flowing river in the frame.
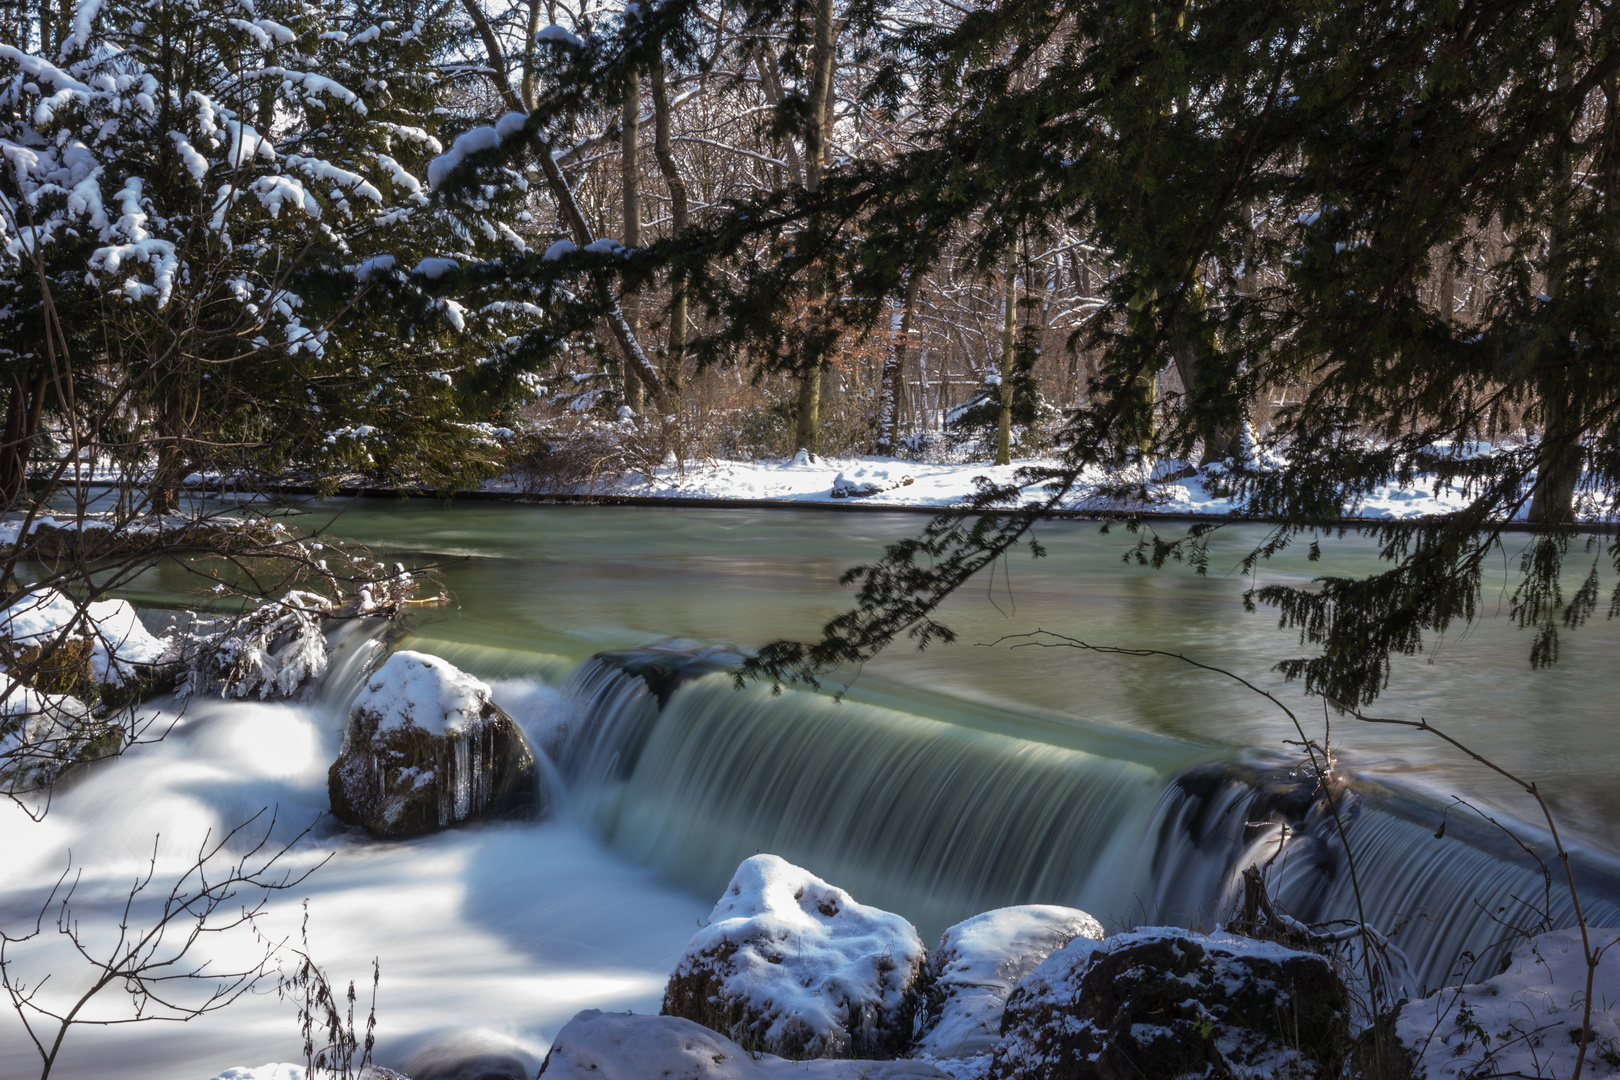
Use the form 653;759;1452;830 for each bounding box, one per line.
4;503;1619;1079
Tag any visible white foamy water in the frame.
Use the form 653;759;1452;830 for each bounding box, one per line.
0;672;707;1080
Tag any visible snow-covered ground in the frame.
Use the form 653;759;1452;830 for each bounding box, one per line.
494;450;1597;522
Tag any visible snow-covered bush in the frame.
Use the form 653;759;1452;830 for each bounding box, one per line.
176;591;331;701
661;854;928;1060
0;0;543;499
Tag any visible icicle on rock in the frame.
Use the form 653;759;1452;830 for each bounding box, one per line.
990;928;1351;1080
661;854;928;1060
911;905;1103;1062
328;650;544;839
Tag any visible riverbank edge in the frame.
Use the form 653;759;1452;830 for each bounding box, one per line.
227;481;1603;535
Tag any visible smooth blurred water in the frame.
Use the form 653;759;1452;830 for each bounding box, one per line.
184;499;1620;836
7;499;1618;1078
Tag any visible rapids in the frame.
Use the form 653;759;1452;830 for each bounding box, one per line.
3;503;1618;1079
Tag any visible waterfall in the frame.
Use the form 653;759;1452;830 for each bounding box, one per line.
555;646;1620;992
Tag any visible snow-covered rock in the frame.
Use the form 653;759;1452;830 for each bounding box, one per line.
661;854;928;1059
913;905;1102;1061
0;686;111;795
0;587;171;687
830;467;914;498
1370;927;1620;1079
209;1067;308;1080
328;650;544;838
990;927;1351;1080
208;1066;405;1080
537;1010;952;1079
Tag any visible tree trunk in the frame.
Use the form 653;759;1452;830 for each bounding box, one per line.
794;0;836;455
1528;380;1582;525
621;68;645;415
1;370;47;509
457;0;666;409
995;253;1015;466
877;271;921;455
650;63;688;404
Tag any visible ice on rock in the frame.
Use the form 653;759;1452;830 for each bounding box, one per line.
913;905;1102;1060
331;650;544;838
538;1010;951;1079
662;854;926;1060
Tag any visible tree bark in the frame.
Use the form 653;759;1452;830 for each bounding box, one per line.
1;370;47;509
621;67;645;415
876;271;921;455
458;0;667;409
794;0;836;455
995;253;1015;466
650;62;688;402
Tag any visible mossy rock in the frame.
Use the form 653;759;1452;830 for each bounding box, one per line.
990;929;1351;1080
328;696;543;840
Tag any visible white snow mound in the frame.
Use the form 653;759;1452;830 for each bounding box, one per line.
1394;927;1620;1078
0;587;170;685
914;905;1103;1059
208;1066;306;1080
352;650;493;735
537;1010;951;1079
667;853;926;1058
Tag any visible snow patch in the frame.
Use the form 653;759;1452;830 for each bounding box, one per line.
536;23;582;47
538;1010;950;1079
1394;927;1620;1079
668;854;925;1058
916;905;1103;1059
0;588;170;686
352;650;494;736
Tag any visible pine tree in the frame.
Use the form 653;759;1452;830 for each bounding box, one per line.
0;0;539;510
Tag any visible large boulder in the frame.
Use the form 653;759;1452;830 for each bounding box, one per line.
661;854;927;1060
1355;927;1620;1079
538;1010;952;1080
913;905;1103;1062
990;927;1351;1080
328;650;542;838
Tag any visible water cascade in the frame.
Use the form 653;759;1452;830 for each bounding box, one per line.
554;644;1620;992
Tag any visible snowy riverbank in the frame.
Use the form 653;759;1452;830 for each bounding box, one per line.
485;449;1612;523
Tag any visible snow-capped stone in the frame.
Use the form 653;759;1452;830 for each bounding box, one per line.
0;687;106;796
990;928;1351;1080
538;1010;951;1079
830;467;913;498
328;651;544;838
1372;927;1620;1079
0;587;171;686
661;855;927;1059
913;905;1102;1060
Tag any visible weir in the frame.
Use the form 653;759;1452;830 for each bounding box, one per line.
551;644;1620;993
